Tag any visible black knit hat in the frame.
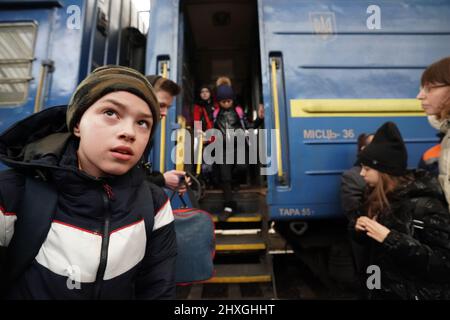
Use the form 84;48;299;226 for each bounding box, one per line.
67;65;160;139
216;84;234;101
358;122;408;176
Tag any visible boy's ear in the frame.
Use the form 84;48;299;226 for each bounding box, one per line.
73;123;81;137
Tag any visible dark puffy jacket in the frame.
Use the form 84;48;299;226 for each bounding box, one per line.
341;165;366;221
0;106;177;300
350;170;450;300
214;106;263;135
214;106;249;135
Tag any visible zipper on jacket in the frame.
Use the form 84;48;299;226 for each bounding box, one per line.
93;183;114;299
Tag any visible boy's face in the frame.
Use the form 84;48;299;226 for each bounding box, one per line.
156;90;174;118
219;99;233;109
74;91;153;178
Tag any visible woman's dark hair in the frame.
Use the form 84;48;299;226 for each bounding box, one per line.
421;56;450;120
199;85;211;95
421;56;450;87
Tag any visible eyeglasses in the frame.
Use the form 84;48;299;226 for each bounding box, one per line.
419;84;450;94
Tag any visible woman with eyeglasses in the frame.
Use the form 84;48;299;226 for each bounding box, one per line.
417;56;450;209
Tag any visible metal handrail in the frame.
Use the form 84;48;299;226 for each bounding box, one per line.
159;61;169;173
34;60;54;113
196;133;204;175
0;58;34;64
0;77;33;83
175;115;186;171
270;58;284;179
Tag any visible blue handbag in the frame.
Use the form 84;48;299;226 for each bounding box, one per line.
173;206;215;284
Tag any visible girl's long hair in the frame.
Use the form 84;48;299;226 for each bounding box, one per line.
421;56;450;120
365;172;410;218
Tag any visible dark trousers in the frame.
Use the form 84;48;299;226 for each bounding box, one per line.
216;162;246;206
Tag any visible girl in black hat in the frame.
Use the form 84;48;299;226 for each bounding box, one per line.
351;121;450;300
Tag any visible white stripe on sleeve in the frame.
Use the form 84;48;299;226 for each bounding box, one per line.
0;207;17;247
153;200;174;231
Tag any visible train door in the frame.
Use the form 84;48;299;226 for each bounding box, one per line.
258;0;450;221
147;0;264;189
147;0;277;298
0;1;59;131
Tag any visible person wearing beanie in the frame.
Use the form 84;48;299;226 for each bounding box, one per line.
213;78;264;221
417;56;450;210
0;65;177;299
144;75;191;194
349;121;450;300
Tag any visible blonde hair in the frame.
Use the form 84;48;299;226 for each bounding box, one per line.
216;76;232;87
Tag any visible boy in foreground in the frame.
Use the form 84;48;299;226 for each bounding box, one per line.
0;66;177;299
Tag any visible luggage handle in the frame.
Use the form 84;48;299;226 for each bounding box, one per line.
169;172;203;208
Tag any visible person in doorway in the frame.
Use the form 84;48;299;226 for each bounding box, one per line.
193;85;216;134
193;85;218;186
213;78;264;221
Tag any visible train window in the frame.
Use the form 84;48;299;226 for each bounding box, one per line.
0;22;37;106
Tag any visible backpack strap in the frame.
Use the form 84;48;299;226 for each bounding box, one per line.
235;106;247;130
5;175;58;289
141;178;157;230
213;107;220;122
235;106;245;119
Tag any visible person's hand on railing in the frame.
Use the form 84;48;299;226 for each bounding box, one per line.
258;103;265;119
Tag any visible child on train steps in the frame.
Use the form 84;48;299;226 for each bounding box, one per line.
213;78;264;221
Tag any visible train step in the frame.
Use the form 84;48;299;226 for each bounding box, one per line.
212;212;262;223
215;234;266;252
179;283;275;300
200;188;266;214
201;202;262;215
206;263;272;284
204;187;266;196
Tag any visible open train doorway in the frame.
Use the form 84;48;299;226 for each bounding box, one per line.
174;1;277;296
180;0;265;201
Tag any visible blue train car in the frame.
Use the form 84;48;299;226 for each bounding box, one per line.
0;0;146;136
146;0;450;220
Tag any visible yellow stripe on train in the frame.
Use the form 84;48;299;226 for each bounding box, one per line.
290;99;425;118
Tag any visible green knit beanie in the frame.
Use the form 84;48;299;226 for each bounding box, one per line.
66;65;160;139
